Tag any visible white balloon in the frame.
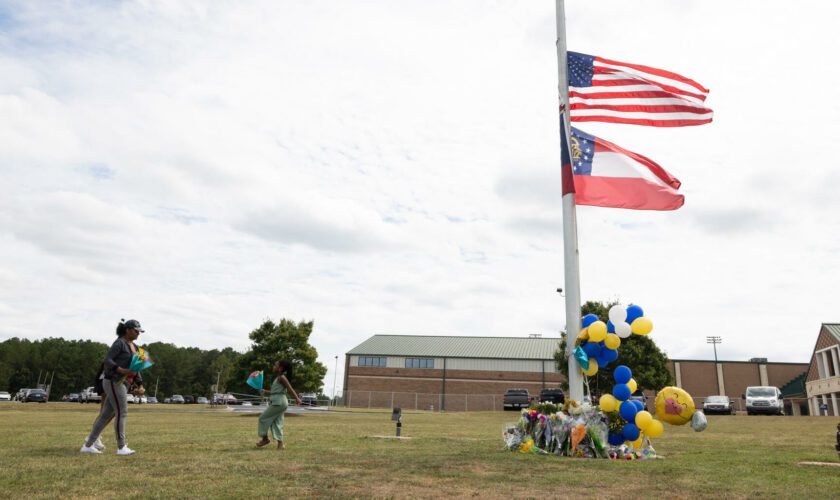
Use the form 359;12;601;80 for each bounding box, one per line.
608;305;627;325
616;321;632;338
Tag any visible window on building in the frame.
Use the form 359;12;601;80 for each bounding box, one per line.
358;356;387;367
405;358;434;369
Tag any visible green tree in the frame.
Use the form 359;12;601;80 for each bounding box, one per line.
555;300;672;395
236;319;327;394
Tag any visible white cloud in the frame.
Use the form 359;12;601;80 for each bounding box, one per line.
1;1;839;389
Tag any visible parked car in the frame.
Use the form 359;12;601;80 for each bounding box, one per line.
171;394;185;404
163;398;172;404
14;388;32;401
629;391;649;411
184;395;195;404
241;401;252;407
212;393;237;405
80;387;102;404
300;393;318;406
503;388;531;410
743;386;783;415
538;388;565;404
0;391;11;402
703;395;735;415
25;389;48;403
147;396;158;404
196;397;208;405
67;393;80;403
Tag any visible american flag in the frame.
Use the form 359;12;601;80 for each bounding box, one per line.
568;51;713;127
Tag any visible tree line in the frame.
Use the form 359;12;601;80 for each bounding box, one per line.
0;318;328;400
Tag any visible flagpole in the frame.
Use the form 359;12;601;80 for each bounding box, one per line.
555;0;584;403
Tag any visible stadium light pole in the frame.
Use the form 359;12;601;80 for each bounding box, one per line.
707;336;722;394
332;356;338;406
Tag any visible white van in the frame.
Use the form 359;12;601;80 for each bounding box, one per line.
743;386;783;415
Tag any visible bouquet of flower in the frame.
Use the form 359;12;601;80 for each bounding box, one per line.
129;347;154;373
246;370;264;391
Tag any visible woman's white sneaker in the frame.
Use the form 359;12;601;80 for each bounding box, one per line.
93;438;105;451
116;446;136;455
80;445;102;454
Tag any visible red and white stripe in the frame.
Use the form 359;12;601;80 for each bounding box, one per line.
571;56;713;127
575;133;684;211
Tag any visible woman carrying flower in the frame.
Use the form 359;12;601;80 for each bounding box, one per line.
256;359;302;450
80;319;145;456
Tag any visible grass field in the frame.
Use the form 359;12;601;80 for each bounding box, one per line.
1;404;839;499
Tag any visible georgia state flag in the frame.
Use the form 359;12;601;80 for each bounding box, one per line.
568;127;684;211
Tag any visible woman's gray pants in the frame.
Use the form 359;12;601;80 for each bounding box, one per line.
85;378;129;448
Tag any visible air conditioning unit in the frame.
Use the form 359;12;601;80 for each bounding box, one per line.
749;357;768;363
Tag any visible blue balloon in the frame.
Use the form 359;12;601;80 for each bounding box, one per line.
608;432;624;446
613;383;631;401
622;423;640;441
619;401;639;422
602;348;619;363
583;341;602;358
596;351;610;367
625;305;644;325
582;313;600;328
607;320;615;333
613;365;632;384
632;399;645;412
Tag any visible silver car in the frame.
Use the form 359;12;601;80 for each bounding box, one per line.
703;395;734;415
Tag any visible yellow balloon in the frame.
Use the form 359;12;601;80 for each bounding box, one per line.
599;394;618;413
577;328;589;341
630;436;643;449
589;321;607;342
646;419;664;438
604;333;621;350
627;378;638;394
635;410;653;430
631;317;653;335
582;358;599;376
654;386;696;425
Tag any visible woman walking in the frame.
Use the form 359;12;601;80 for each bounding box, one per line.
80;319;145;455
256;360;302;450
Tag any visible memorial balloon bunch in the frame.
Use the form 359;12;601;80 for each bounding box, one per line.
504;303;705;460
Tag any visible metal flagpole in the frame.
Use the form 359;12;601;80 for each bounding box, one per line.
555;0;584;403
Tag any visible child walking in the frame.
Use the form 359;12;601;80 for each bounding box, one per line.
256;360;302;450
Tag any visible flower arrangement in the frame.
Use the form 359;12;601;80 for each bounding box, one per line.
502;400;655;460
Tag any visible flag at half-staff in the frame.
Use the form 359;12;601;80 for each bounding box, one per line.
568;51;712;127
568;126;683;211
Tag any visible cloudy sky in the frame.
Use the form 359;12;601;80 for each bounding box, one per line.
1;1;838;392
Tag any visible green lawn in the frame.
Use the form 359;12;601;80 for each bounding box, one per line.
0;404;838;499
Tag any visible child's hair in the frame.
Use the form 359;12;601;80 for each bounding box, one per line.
277;359;294;382
116;319;127;337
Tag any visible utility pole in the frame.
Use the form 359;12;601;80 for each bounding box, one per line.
154;378;160;399
707;336;722;395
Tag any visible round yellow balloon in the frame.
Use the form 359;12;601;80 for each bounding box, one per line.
654;386;696;425
577;328;589;341
627;378;638;394
604;333;621;350
582;358;599;376
588;321;607;342
635;410;653;430
631;317;653;335
599;394;618;413
630;436;643;449
645;419;664;438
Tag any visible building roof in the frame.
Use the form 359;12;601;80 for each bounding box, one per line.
824;323;840;342
347;335;561;360
780;371;807;398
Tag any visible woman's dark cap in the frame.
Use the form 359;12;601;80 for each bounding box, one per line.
124;319;144;332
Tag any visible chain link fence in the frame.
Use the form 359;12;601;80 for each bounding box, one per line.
331;391;821;415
